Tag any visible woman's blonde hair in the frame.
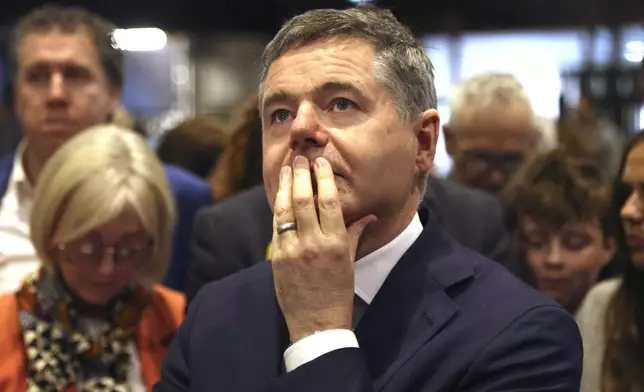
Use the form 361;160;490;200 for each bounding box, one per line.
30;124;177;286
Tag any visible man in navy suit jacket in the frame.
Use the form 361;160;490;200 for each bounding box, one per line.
156;5;581;391
0;6;211;292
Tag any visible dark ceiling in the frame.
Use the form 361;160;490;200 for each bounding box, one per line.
1;0;643;35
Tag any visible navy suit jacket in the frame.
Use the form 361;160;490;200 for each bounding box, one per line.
156;207;582;392
0;153;212;292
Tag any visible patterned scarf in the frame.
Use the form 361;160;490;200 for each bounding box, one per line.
16;269;151;392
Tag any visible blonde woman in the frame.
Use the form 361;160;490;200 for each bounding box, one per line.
0;124;185;391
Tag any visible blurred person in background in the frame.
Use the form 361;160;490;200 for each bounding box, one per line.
558;98;625;181
208;93;264;202
0;124;184;391
112;104;149;137
0;6;212;294
185;93;270;302
157;114;229;180
503;149;616;315
576;130;644;392
444;72;541;194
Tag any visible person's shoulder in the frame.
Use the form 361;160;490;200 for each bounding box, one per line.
0;153;13;168
463;250;563;317
577;278;621;317
0;153;14;188
426;178;502;223
218;185;268;207
0;293;21;348
0;293;18;323
196;185;268;222
432;177;500;207
587;278;621;300
191;261;273;311
152;285;186;309
163;164;212;197
150;285;186;326
457;252;578;353
0;293;26;389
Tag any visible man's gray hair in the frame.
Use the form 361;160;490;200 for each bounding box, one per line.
448;72;534;130
258;4;436;122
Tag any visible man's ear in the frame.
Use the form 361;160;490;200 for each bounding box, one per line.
416;109;439;175
443;124;457;157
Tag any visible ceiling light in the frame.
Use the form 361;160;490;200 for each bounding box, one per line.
111;28;167;52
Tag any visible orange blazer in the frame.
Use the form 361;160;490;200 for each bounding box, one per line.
0;285;185;392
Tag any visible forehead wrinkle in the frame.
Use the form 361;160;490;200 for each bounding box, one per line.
263;39;377;100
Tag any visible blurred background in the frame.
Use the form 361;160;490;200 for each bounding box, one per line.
0;0;642;175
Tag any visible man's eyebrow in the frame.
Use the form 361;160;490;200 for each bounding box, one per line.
262;91;297;113
261;81;367;113
315;81;367;101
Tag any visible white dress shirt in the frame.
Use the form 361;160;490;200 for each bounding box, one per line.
284;213;423;372
0;144;40;293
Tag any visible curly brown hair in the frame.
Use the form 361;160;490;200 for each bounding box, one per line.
503;148;616;289
504;148;612;233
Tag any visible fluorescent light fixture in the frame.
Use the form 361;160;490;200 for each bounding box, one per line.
348;0;375;3
624;40;644;63
111;28;167;52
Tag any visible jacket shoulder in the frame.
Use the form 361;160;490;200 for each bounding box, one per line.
162;164;212;199
150;285;186;328
0;293;27;390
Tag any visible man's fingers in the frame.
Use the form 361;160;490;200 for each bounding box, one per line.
314;157;345;235
292;156;319;235
273;165;297;244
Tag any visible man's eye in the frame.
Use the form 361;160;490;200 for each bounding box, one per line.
331;98;355;112
271;109;290;123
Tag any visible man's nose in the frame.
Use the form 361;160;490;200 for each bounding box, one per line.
289;103;328;151
97;248;116;276
622;192;643;221
488;170;506;186
47;73;67;103
544;242;564;269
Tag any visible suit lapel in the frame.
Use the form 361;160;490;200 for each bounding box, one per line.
246;274;290;378
355;207;474;391
224;263;289;389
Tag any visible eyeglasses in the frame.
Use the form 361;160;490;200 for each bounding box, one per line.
58;232;153;267
461;150;525;175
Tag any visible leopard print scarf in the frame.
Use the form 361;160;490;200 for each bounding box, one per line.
16;269;151;392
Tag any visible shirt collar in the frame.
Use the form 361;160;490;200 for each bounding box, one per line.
10;141;33;194
354;213;423;305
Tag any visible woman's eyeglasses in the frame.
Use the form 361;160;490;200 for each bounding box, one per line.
58;232;153;267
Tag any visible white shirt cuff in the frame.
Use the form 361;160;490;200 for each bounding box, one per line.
283;329;359;372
